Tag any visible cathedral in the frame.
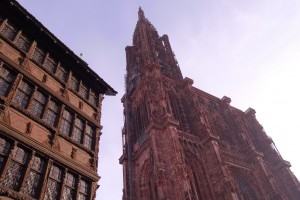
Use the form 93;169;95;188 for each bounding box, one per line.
120;8;300;200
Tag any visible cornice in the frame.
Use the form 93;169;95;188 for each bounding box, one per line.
2;0;116;95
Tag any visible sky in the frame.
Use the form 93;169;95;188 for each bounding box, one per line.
16;0;300;199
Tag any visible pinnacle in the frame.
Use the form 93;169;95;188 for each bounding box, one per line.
138;6;145;19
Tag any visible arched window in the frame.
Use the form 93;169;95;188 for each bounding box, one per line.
185;150;206;200
140;161;155;200
232;174;259;200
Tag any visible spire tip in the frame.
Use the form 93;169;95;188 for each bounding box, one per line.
138;6;145;19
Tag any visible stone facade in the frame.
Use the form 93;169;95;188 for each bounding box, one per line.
120;8;300;200
0;0;116;199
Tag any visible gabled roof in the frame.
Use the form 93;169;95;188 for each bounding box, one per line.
3;0;117;95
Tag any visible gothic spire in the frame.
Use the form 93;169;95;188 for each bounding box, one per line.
127;8;183;83
138;6;145;20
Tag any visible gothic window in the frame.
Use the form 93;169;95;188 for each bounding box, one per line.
56;65;68;83
78;179;89;200
89;90;97;107
43;99;59;127
1;23;18;41
0;136;11;174
13;81;33;109
23;155;46;198
70;76;79;92
44;165;63;200
43;56;57;74
191;170;203;200
79;83;88;99
233;174;259;200
0;65;16;96
3;146;29;190
15;34;31;52
62;172;77;200
72;118;84;143
32;47;46;65
60;110;74;136
84;124;95;149
29;90;47;118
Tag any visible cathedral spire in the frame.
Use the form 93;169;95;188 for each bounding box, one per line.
126;8;183;84
138;6;145;20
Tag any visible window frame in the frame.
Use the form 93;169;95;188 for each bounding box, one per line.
0;64;16;97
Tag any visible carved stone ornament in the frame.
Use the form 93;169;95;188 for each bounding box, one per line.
71;147;77;159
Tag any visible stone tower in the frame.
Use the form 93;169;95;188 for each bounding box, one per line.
0;1;116;199
120;8;300;200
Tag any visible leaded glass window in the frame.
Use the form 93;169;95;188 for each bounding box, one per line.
43;100;59;127
1;24;17;41
23;156;45;198
89;90;97;107
29;90;47;118
56;66;68;82
0;137;11;173
32;47;45;65
60;110;73;136
43;56;57;74
84;124;95;149
62;172;77;200
70;76;79;92
72;118;84;143
3;147;29;190
0;66;15;96
44;165;63;200
15;34;31;52
78;179;89;200
13;81;33;108
79;84;88;99
44;179;60;200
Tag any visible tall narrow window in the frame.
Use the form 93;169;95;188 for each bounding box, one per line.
62;172;77;200
31;47;45;65
43;56;57;74
44;165;63;200
1;23;17;41
72;118;84;143
84;124;95;150
233;174;259;200
43;99;59;127
0;65;16;96
78;179;89;200
0;136;11;173
60;110;73;136
79;83;88;99
89;90;97;107
23;155;45;198
29;90;47;118
15;34;31;52
56;66;68;82
13;81;33;109
3;147;29;190
70;76;79;92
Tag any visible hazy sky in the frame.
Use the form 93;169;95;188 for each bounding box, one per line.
16;0;300;199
